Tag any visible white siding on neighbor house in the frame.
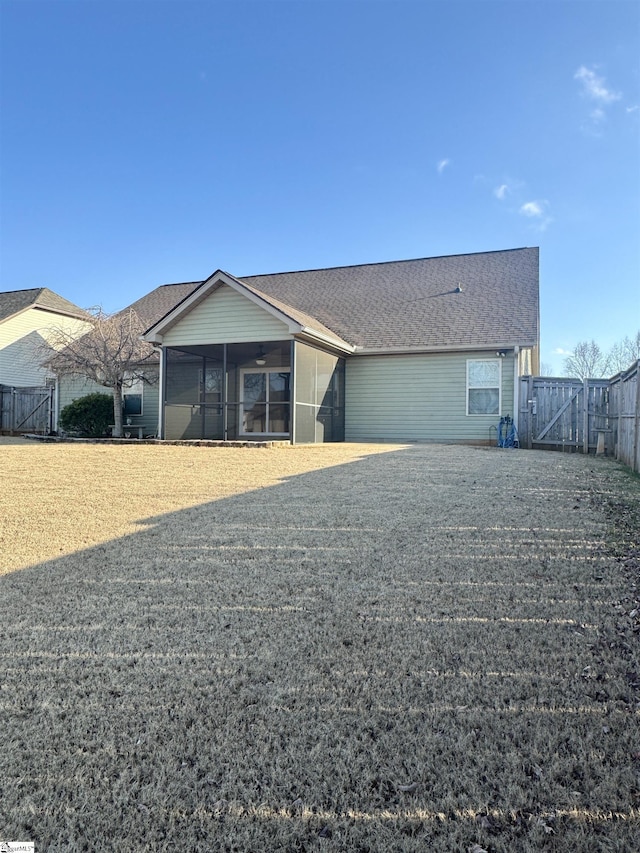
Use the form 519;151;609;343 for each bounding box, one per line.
57;368;160;436
345;351;515;442
0;308;89;387
161;285;292;346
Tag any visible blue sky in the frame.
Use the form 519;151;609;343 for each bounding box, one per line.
1;0;638;373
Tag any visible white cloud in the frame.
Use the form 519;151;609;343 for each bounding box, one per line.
437;159;450;174
520;200;552;232
520;200;545;217
494;184;509;200
574;65;621;104
554;347;572;356
627;105;639;113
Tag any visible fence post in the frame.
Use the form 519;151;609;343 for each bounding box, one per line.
48;384;55;434
582;379;589;454
10;387;16;434
634;363;640;472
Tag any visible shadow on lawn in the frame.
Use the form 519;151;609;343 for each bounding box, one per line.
1;445;638;851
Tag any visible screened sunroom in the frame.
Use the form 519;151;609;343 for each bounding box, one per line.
161;340;345;443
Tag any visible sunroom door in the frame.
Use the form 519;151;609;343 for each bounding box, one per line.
240;368;290;436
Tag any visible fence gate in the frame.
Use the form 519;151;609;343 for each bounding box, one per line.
0;385;55;434
519;377;612;454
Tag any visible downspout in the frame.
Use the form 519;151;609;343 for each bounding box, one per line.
54;375;60;433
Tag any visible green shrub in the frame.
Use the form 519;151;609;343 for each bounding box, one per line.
59;392;113;437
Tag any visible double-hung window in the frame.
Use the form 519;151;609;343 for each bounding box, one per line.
467;359;501;415
123;373;143;417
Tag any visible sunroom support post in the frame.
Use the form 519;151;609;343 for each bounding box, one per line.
222;343;228;440
157;346;166;440
290;339;296;444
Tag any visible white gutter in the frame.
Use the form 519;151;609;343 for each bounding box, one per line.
354;343;534;356
298;327;355;353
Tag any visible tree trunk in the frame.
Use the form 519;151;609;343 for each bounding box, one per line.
112;385;123;437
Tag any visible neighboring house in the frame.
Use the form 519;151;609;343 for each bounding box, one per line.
0;288;89;388
136;247;539;444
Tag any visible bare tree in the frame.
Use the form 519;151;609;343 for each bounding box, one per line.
43;308;157;437
605;330;640;375
563;339;607;380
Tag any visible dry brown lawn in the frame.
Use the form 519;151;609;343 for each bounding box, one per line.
0;440;638;851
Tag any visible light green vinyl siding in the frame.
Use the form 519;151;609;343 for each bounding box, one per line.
161;285;291;346
345;352;515;442
57;369;160;436
57;375;105;416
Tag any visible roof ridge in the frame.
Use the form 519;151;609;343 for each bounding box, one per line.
239;247;536;281
155;281;203;289
0;287;45;297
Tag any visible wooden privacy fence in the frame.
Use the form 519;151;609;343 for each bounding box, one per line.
0;385;54;435
609;360;640;473
518;360;640;473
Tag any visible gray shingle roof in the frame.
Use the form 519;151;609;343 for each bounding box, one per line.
0;288;88;323
123;282;203;328
223;273;353;349
144;248;539;351
239;248;539;351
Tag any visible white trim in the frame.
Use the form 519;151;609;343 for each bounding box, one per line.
297;327;355;353
143;271;354;353
466;358;502;416
144;272;302;340
356;343;529;356
123;371;144;416
156;346;164;439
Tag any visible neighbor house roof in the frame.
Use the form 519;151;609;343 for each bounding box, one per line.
142;248;539;353
0;288;89;324
123;282;202;329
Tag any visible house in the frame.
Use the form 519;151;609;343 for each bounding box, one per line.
0;288;89;388
137;247;539;444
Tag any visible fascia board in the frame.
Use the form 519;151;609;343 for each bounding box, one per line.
297;327;356;353
32;305;91;322
354;342;537;356
0;306;30;325
0;304;87;327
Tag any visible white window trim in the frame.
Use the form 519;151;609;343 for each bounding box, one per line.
239;367;291;436
466;358;502;417
123;372;144;417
